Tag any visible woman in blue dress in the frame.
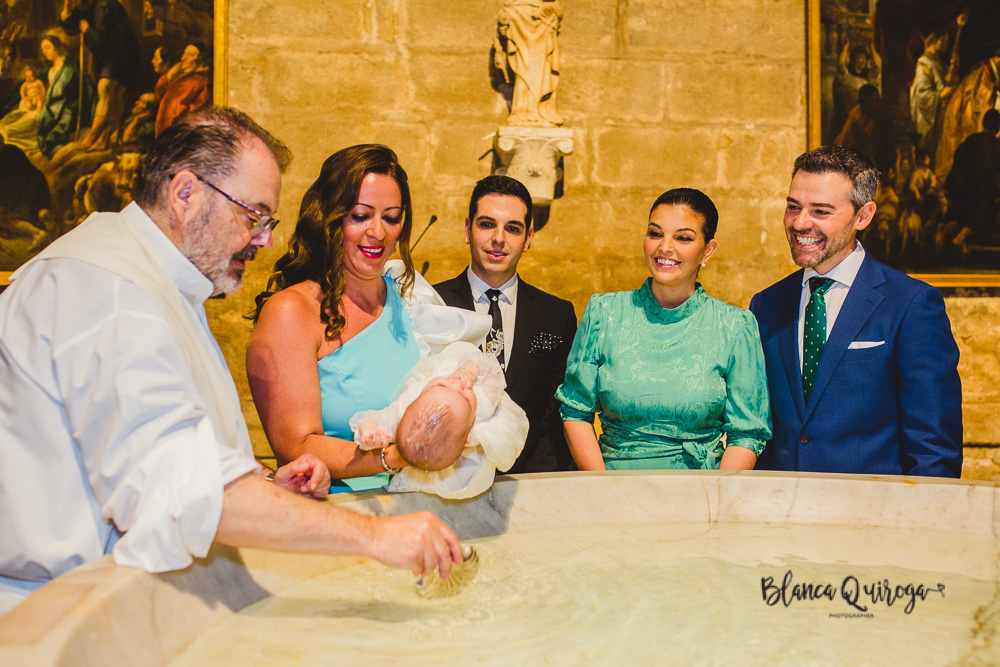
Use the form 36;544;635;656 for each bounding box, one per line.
556;188;772;471
247;145;423;492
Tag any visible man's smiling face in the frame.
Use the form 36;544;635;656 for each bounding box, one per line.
465;193;533;288
783;170;873;275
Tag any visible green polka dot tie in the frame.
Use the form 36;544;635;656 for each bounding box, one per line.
803;277;836;403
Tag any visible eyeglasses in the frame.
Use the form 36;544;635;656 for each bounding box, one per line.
196;175;279;237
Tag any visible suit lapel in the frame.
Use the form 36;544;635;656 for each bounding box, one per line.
442;271;476;310
505;281;535;386
776;274;807;420
804;255;885;421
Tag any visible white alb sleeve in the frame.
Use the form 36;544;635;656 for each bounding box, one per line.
108;418;258;570
52;278;258;573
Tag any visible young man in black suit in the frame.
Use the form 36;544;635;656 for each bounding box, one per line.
434;176;577;473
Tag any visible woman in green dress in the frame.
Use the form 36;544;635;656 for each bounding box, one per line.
556;188;771;470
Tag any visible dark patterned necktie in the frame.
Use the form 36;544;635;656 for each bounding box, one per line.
802;277;836;402
485;288;505;371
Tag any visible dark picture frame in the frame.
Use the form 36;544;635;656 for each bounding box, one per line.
0;0;227;285
808;0;1000;288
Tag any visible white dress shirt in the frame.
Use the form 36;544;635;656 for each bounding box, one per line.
467;266;519;366
797;242;866;371
0;204;258;616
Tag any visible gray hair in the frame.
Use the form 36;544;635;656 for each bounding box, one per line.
792;144;880;212
133;105;291;209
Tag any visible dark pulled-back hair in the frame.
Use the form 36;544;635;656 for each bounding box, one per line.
252;144;415;340
792;144;879;211
133;105;291;209
468;175;533;227
649;187;720;241
40;34;71;58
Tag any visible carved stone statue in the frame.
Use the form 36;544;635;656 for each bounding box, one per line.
494;0;563;127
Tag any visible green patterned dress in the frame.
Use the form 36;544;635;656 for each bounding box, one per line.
556;281;771;469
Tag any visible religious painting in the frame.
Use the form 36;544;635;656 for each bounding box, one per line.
0;0;225;282
808;0;1000;287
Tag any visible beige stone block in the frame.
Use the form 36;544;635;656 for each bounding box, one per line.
362;123;433;182
285;115;371;167
410;55;500;118
964;403;1000;445
262;51;401;114
522;188;654;311
429;122;500;186
961;447;1000;481
559;0;620;57
625;0;802;59
593;127;719;189
230;0;367;44
667;61;803;126
712;189;789;252
405;0;498;51
411;192;475;280
372;0;401;43
715;128;805;190
948;298;1000;397
698;188;793;306
225;55;264;110
559;58;665;124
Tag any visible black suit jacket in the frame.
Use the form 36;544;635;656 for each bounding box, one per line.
434;271;577;473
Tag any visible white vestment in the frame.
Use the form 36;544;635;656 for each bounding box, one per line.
0;203;258;616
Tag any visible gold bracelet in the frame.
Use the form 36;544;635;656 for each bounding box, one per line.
380;448;400;474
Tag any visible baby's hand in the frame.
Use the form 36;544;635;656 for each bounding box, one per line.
450;361;479;388
357;420;392;450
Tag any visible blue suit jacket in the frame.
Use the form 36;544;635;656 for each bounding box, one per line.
748;253;962;477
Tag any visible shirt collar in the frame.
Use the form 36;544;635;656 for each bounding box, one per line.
124;202;215;306
467;265;518;304
801;241;866;290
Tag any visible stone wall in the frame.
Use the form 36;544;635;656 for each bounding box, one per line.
214;0;1000;472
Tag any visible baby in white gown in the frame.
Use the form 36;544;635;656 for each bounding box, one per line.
350;341;528;499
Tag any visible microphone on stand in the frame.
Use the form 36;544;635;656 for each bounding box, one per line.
410;215;437;252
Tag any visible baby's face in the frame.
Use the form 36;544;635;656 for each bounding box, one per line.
426;374;477;413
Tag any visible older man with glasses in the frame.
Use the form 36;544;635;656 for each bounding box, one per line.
0;106;463;617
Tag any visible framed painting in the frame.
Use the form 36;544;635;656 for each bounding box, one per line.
807;0;1000;287
0;0;227;285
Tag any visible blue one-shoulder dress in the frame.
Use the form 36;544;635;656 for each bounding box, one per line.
318;276;420;492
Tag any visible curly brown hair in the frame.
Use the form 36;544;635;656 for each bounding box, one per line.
251;144;415;340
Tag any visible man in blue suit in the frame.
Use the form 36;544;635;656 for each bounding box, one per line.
749;145;962;477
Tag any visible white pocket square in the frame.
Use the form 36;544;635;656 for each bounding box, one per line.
848;340;885;349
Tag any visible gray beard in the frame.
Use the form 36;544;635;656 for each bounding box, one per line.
179;206;245;296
